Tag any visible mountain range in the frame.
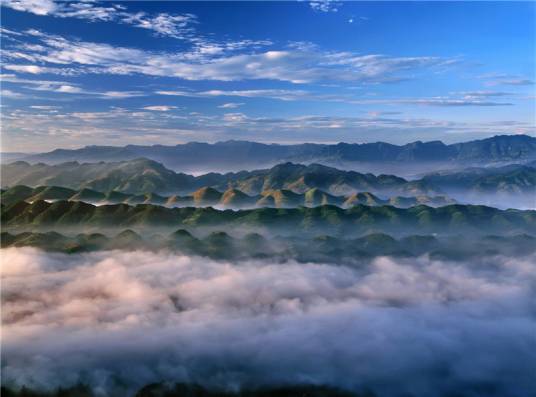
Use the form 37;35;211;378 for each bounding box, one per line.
0;159;440;196
2;158;534;208
5;135;536;172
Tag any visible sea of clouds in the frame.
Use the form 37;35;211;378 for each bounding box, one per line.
1;248;535;397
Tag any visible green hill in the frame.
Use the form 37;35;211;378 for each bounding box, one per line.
1;185;456;209
0;160;436;196
3;229;534;263
3;200;535;236
4;159;533;203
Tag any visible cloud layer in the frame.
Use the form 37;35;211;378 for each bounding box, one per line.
2;248;535;396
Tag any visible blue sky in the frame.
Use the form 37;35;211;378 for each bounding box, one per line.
1;0;535;152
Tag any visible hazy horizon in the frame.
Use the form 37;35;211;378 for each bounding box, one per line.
2;133;535;155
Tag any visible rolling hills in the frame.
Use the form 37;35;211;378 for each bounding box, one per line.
3;229;535;264
0;160;440;196
2;159;534;208
2;200;535;236
0;185;455;209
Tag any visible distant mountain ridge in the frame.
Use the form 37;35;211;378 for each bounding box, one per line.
10;135;536;171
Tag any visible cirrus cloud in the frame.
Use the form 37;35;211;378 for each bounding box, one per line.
1;29;459;84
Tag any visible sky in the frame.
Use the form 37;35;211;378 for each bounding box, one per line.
1;0;535;152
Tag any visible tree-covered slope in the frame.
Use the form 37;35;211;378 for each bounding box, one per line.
3;160;533;206
3;200;535;235
3;229;535;263
0;184;455;209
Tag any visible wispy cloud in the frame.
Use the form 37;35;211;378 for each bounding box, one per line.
217;102;244;109
157;89;313;101
486;79;535;86
1;89;27;99
478;73;535;87
3;64;53;74
1;0;198;39
0;0;57;16
142;106;178;112
1;73;145;99
309;0;341;13
156;88;513;107
29;105;60;110
1;29;458;84
394;98;513;107
457;91;514;98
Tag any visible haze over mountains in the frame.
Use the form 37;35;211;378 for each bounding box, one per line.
3;229;535;263
1;160;438;195
6;135;536;174
3;156;534;208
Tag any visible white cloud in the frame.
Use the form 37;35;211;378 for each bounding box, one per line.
1;0;197;39
2;29;458;84
1;89;27;98
142;106;178;112
1;73;145;99
309;0;341;13
3;64;51;74
478;73;535;87
1;248;535;395
54;84;81;93
157;89;313;101
155;88;513;107
217;102;244;109
458;90;514;98
29;105;59;110
100;91;144;99
0;0;57;15
222;112;248;122
121;12;197;39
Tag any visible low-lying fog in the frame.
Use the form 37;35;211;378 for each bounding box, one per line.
2;248;535;397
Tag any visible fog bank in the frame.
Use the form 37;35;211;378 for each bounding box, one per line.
2;248;535;397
